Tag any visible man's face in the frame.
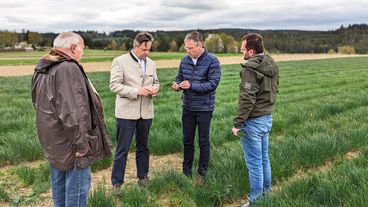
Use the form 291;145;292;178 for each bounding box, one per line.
241;40;252;60
74;38;85;63
133;41;152;60
185;40;203;59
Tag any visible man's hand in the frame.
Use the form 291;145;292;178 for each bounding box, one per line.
171;82;180;91
232;127;240;136
138;87;150;96
179;80;190;90
148;87;159;97
76;148;89;157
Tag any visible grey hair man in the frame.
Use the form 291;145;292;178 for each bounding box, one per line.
171;31;221;186
110;32;160;193
31;32;113;206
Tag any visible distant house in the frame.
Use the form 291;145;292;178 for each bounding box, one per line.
25;47;34;52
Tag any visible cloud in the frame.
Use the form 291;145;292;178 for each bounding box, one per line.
0;0;367;32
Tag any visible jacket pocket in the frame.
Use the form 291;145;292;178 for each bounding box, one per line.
145;74;154;86
87;128;99;154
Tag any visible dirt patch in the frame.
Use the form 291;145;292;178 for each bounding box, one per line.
0;152;182;207
0;54;366;77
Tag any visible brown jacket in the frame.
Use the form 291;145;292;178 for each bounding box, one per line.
31;49;113;171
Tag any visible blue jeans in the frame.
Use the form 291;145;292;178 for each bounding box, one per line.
50;161;91;207
240;115;272;203
111;118;152;186
182;109;213;176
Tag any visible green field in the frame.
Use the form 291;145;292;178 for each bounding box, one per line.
1;57;368;206
0;50;241;66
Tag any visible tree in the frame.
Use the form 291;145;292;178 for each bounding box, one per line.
168;40;178;52
105;39;118;50
27;31;43;47
0;30;18;48
204;34;224;53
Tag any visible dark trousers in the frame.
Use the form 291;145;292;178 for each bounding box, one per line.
182;109;213;176
111;118;152;186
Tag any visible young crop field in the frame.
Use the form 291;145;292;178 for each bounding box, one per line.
0;50;240;66
0;57;368;206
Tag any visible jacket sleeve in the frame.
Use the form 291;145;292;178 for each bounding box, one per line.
109;58;138;99
190;58;221;93
233;68;260;128
54;62;91;153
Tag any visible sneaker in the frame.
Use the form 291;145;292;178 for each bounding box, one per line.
194;175;204;187
138;178;148;187
112;184;122;196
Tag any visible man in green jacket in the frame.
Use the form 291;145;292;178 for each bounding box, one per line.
232;33;279;207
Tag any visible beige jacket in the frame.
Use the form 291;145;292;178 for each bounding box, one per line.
110;52;160;119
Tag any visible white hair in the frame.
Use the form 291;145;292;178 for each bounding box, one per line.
53;32;81;49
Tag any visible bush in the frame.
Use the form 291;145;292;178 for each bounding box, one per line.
327;49;336;54
338;45;356;54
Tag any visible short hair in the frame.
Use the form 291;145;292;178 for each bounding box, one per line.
242;33;264;54
133;32;154;47
184;31;203;46
53;32;81;49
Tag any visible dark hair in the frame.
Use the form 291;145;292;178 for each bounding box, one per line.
134;32;154;47
242;33;264;54
184;31;203;46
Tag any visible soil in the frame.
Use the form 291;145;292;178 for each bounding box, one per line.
0;152;182;207
0;54;366;77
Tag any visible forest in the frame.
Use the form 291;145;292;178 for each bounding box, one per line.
0;24;367;54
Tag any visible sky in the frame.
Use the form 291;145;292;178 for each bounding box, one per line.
1;0;367;33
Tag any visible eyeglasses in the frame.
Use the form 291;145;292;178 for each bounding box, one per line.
184;46;196;50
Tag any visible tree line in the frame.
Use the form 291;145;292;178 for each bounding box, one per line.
1;24;367;54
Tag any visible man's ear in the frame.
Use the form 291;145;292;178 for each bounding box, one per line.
250;49;256;56
71;44;77;53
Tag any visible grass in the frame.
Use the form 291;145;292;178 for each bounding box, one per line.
88;183;117;207
1;56;368;206
0;50;241;66
14;161;50;195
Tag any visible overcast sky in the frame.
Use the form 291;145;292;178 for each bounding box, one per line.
1;0;367;33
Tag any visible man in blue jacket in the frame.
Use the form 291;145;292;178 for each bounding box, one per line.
171;31;221;186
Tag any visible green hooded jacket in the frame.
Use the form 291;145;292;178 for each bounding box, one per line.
233;54;279;128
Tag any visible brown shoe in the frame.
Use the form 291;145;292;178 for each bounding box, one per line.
138;178;148;187
194;175;204;187
112;184;122;196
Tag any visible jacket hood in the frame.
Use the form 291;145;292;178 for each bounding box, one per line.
242;54;277;77
34;49;74;73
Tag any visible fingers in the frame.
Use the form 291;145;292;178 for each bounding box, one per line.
171;82;180;91
179;80;190;89
139;87;159;97
138;87;150;96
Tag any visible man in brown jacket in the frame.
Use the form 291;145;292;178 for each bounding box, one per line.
31;32;113;207
110;32;159;193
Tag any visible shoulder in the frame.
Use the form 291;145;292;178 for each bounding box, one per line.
114;53;130;62
55;61;84;79
204;51;218;60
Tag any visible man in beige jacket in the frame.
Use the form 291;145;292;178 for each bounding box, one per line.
110;32;159;193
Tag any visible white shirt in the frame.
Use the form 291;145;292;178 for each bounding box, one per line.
131;49;146;77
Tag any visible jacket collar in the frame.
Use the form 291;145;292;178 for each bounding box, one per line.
130;51;139;63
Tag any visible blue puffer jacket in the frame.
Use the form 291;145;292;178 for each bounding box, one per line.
175;49;221;111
